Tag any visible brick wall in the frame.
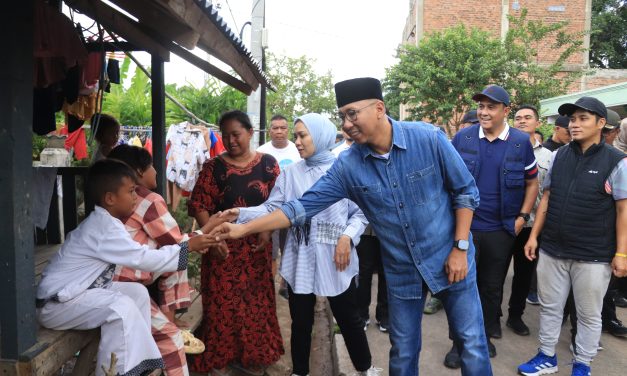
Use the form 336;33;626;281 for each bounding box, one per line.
422;0;502;37
406;0;588;66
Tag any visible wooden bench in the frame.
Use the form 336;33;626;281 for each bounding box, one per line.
1;245;100;376
2;246;204;376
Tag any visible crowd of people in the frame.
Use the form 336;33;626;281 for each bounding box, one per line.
34;76;626;376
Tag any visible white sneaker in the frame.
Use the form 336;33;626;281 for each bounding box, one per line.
354;366;383;376
363;318;371;331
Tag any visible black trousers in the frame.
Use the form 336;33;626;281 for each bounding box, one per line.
473;230;516;334
508;227;537;318
287;280;371;375
356;235;389;324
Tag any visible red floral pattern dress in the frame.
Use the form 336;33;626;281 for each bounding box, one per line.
187;153;284;371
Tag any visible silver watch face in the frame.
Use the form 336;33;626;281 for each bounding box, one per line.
457;239;470;250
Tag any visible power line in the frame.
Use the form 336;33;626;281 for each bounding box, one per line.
223;0;239;34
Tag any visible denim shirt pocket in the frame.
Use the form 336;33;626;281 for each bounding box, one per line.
351;183;382;216
407;164;437;205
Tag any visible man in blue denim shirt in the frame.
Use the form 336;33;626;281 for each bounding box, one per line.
211;78;492;375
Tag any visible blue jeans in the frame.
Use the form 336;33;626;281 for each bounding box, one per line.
388;268;492;376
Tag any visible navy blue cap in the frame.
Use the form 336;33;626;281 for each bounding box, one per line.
555;115;570;127
472;85;510;106
461;110;478;124
558;96;607;119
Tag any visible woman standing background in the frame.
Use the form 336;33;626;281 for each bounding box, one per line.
222;113;379;376
188;110;283;375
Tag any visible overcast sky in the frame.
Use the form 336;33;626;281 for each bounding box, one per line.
165;0;409;87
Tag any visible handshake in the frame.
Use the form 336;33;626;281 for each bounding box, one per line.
187;208;269;258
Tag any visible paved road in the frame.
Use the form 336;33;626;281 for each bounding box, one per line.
337;267;627;375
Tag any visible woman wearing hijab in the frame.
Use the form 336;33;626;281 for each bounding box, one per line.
222;113;379;376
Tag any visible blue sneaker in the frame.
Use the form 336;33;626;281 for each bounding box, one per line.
571;362;590;376
526;292;540;305
518;351;558;375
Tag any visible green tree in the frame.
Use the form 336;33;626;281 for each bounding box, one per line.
504;8;585;109
166;78;246;125
590;0;627;68
265;53;336;126
383;25;508;133
101;58;153;125
384;8;586;133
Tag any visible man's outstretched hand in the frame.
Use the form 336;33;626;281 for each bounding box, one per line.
208;222;248;242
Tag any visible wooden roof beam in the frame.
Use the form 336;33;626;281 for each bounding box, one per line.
65;0;170;61
107;0;200;50
168;43;253;95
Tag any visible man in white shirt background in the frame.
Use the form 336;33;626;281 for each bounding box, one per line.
257;114;302;298
257;114;302;170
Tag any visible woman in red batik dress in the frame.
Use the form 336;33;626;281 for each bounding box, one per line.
188;110;284;375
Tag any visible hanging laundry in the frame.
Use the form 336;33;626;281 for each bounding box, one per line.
33;0;87;88
59;125;88;160
165;122;211;192
107;59;121;84
62;92;98;121
143;138;153;156
130;135;143;147
209;130;226;157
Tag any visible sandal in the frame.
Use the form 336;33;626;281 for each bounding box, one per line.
181;330;205;354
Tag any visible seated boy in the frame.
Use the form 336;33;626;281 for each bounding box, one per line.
36;159;217;376
108;144;227;376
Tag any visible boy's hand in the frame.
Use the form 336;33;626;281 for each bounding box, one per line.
187;234;219;252
445;248;468;284
209;242;230;260
252;231;271;252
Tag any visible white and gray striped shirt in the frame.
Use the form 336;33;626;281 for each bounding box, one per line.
238;159;367;297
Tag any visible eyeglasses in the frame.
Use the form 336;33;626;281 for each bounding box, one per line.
337;101;377;124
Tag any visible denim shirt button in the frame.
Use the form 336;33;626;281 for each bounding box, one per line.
410;241;415;247
399;202;404;208
404;223;409;229
393;182;398;188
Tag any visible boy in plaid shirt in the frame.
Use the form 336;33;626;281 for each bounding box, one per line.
109;145;226;376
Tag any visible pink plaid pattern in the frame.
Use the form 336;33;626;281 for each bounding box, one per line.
151;298;189;376
114;185;191;312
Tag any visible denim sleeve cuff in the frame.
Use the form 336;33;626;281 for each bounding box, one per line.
280;200;307;226
452;194;480;210
177;241;189;271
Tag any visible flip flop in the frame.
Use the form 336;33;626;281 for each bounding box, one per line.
181;330;205;354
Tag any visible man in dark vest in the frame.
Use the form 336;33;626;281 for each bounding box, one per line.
449;85;539;364
518;97;627;376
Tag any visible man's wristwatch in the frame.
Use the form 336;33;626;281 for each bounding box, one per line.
453;239;470;251
518;212;530;222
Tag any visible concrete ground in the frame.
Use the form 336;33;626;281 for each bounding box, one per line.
337;267;627;375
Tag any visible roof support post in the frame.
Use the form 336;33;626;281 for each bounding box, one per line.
151;55;167;198
0;0;37;359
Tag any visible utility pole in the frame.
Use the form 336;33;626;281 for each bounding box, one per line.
246;0;265;147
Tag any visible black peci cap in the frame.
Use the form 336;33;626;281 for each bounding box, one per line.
558;96;607;119
461;110;478;124
334;77;384;108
